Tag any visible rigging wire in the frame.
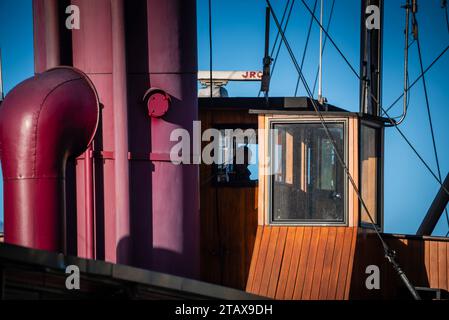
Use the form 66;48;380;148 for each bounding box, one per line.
413;11;449;230
208;0;213;98
393;0;411;126
258;0;296;97
443;0;449;33
293;0;449;198
446;5;449;34
299;0;449;120
299;0;360;79
271;0;296;74
270;0;292;59
369;92;449;199
389;33;414;121
384;44;449;114
266;0;421;300
207;0;225;283
293;0;318;96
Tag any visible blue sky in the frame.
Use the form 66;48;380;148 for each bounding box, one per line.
1;0;449;235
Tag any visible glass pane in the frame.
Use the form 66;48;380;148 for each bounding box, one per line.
271;122;345;223
319;137;336;190
214;127;258;186
360;125;379;225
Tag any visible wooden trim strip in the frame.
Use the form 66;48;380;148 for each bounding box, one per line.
267;227;288;298
274;227;297;299
246;226;263;291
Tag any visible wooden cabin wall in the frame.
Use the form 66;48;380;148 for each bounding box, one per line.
245;114;361;299
199;108;258;290
350;230;449;299
246;225;358;299
247;227;449;300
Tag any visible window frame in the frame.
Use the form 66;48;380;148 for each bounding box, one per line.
267;118;349;226
210;123;259;188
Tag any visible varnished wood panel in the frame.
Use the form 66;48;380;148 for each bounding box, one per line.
274;228;296;299
248;227;449;300
284;227;305;299
199;108;258;290
246;225;358;300
350;230;449;299
267;227;287;297
318;227;337;299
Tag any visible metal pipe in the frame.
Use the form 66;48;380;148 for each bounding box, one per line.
83;146;95;258
111;0;131;264
145;0;200;278
394;0;411;125
33;0;60;73
71;0;117;262
0;67;99;252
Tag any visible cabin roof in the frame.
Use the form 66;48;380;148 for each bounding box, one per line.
198;97;392;124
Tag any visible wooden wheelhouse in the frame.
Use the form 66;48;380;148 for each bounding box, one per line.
199;97;449;300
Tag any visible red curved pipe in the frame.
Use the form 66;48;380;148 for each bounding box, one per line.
0;67;99;252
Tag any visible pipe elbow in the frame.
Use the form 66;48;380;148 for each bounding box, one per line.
0;67;99;180
0;67;99;251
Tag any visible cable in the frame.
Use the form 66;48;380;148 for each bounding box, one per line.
296;0;449;198
446;5;449;34
271;0;296;75
367;86;449;198
384;44;449;114
299;0;361;80
208;0;213;98
293;0;318;96
443;0;449;33
258;0;295;97
296;0;449;128
393;0;411;126
413;12;449;229
207;0;225;284
374;97;449;198
277;0;449;222
267;0;384;251
266;0;421;299
270;0;292;59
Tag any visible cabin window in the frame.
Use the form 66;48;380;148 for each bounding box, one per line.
212;125;258;187
360;123;382;227
269;121;346;224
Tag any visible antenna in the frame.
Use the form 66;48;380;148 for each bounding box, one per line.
0;48;4;102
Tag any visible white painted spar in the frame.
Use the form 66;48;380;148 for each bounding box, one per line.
198;70;262;81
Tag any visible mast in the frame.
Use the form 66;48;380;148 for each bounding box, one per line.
360;0;421;300
360;0;383;116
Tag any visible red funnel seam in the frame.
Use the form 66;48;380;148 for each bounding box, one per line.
0;67;99;252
